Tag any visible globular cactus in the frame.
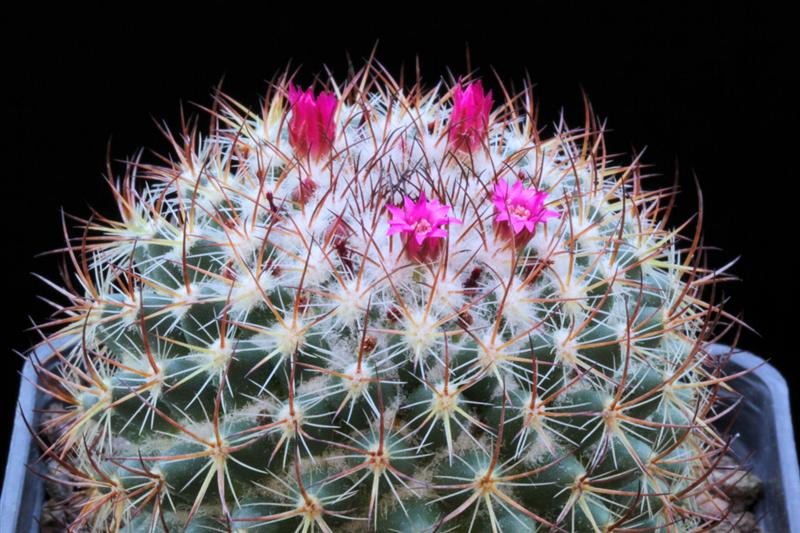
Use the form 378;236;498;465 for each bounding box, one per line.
29;63;739;532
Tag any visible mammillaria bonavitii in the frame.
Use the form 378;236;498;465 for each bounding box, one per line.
28;64;739;532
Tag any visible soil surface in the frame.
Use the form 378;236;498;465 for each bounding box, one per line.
706;456;765;532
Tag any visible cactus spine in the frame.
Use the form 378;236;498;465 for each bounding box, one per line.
30;64;736;532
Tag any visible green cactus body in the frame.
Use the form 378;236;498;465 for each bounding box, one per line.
31;67;733;532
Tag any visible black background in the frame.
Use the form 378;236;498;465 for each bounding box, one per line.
3;2;798;483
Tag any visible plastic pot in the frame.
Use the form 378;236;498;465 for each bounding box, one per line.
1;344;798;532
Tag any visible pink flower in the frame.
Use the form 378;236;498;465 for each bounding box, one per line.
290;177;318;205
447;80;493;153
387;191;462;262
492;180;559;245
287;85;338;161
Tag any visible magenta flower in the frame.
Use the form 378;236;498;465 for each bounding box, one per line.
287;85;338;161
290;177;318;206
447;80;493;153
387;191;462;262
492;180;559;245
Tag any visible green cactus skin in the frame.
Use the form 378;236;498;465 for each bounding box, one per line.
29;64;737;532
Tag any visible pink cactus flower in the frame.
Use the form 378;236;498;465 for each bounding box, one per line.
492;180;559;245
287;85;338;161
387;191;462;262
447;80;493;153
290;177;318;205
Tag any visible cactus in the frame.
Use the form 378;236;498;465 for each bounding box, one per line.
28;63;740;532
